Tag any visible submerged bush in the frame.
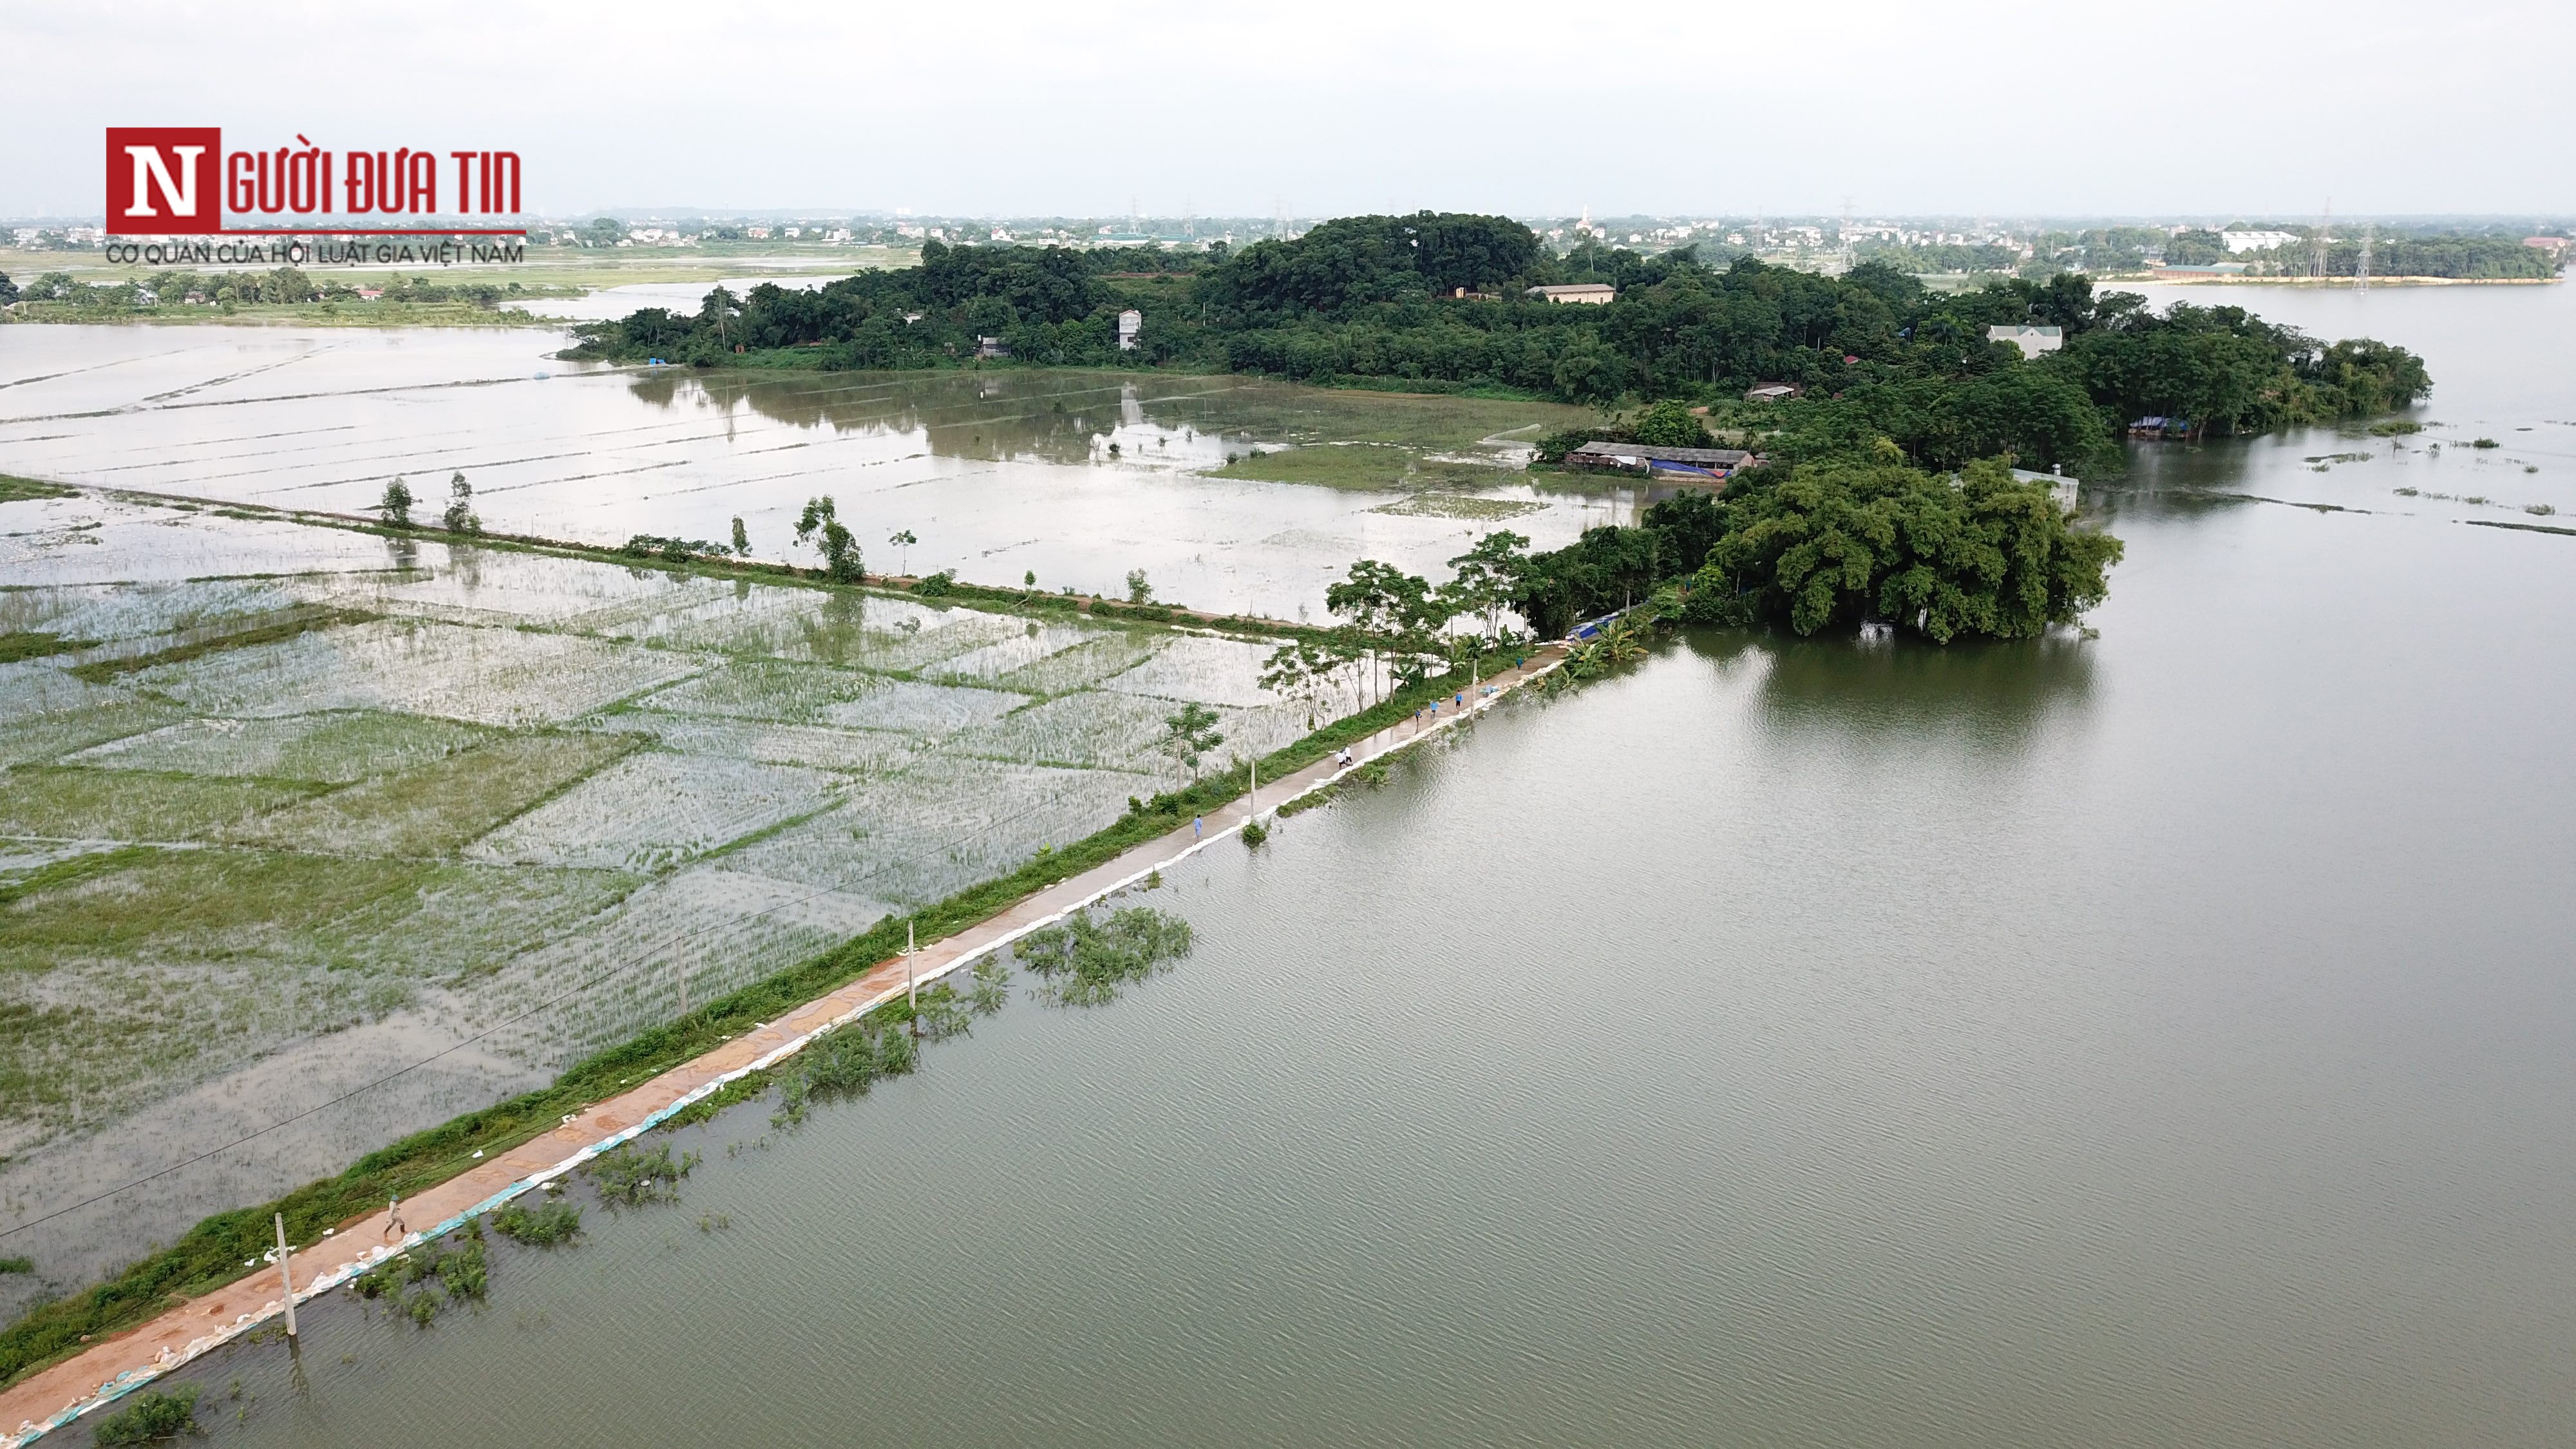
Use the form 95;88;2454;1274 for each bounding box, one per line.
581;1143;701;1209
771;1019;920;1127
1014;905;1195;1007
968;958;1012;1015
91;1385;202;1444
492;1198;582;1247
350;1231;486;1327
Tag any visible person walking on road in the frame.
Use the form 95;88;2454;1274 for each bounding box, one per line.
1193;816;1202;840
384;1193;407;1242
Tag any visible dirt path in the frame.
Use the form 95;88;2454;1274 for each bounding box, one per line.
3;647;1564;1446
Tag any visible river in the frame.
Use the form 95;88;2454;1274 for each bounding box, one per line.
30;279;2576;1446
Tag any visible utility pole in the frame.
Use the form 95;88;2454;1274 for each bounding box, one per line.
2355;221;2374;294
2311;198;2331;279
274;1213;298;1339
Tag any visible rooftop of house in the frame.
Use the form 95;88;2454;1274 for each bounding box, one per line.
1567;440;1757;467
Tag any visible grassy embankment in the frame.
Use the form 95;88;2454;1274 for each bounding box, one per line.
0;499;1527;1388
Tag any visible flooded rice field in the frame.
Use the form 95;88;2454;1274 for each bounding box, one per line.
0;485;1368;1312
0;327;1621;621
10;280;2576;1446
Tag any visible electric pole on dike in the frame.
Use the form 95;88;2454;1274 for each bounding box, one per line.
274;1213;298;1339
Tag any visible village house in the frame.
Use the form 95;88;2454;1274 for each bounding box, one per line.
1562;440;1759;480
1986;324;2063;359
1524;283;1616;305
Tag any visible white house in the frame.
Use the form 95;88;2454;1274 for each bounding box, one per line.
1986;324;2063;359
1526;283;1616;305
1117;309;1144;351
2012;467;2080;513
2222;229;2302;255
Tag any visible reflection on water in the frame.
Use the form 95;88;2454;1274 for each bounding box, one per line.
1730;627;2098;744
0;332;1616;619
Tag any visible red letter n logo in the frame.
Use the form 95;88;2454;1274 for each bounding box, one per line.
106;128;222;235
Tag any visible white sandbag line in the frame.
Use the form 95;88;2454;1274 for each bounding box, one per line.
6;656;1553;1448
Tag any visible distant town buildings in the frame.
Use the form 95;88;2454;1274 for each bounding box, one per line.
2221;229;2302;254
1526;283;1616;305
1986;324;2063;359
2526;236;2571;257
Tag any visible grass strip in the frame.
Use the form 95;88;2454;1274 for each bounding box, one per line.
0;477;79;504
0;649;1512;1387
0;632;99;665
65;608;379;684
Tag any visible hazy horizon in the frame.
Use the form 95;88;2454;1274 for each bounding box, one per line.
6;0;2566;220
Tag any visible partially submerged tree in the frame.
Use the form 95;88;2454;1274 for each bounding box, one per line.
442;472;481;534
795;495;863;582
889;528;918;576
1686;457;2123;641
378;476;414;527
730;515;750;556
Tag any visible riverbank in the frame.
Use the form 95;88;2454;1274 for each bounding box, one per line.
0;632;1564;1446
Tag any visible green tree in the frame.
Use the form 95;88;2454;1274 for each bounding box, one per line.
1630;399;1707;448
1325;558;1436;703
441;472;481;533
889;529;918;576
378;476;414;527
0;272;17;305
1439;529;1533;645
794;495;863;582
583;216;625;247
1696;457;2122;641
1161;701;1225;779
1124;568;1153;604
730;516;750;555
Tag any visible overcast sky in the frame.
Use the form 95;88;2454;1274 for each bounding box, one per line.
7;0;2566;220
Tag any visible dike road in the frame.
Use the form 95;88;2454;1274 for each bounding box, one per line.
3;646;1566;1446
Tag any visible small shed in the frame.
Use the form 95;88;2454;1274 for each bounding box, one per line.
1526;283;1617;305
1563;441;1759;479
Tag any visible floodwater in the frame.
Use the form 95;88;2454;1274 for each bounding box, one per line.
138;281;2576;1446
0;326;1620;620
